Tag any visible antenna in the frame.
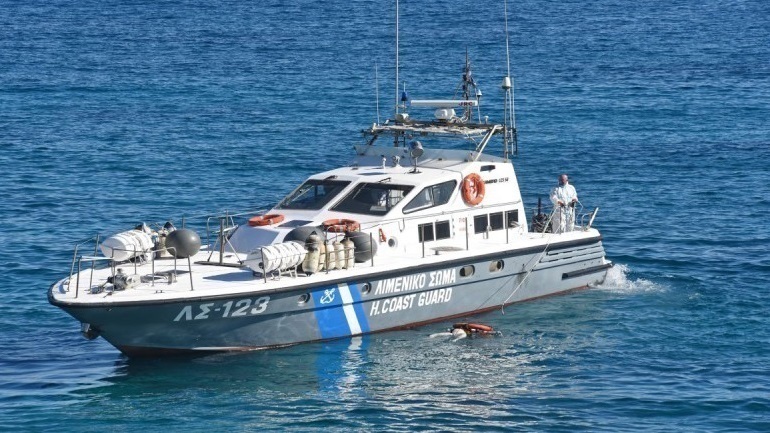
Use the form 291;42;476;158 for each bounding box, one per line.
502;0;518;158
462;49;472;122
457;48;482;123
375;63;381;124
395;0;399;115
503;0;511;81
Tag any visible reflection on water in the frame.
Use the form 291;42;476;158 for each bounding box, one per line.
315;337;369;399
54;316;575;425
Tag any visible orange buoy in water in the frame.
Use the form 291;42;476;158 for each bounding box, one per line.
453;322;495;334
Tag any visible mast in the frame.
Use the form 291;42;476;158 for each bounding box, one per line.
375;64;381;125
393;0;402;147
395;0;399;115
462;49;472;122
502;0;518;158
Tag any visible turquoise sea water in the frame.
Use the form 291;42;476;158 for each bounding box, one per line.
1;0;769;431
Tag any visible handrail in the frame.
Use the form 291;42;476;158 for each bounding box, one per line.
75;256;114;298
205;212;241;249
526;202;600;233
69;235;102;291
64;200;601;294
70;245;193;298
205;208;270;251
354;199;522;232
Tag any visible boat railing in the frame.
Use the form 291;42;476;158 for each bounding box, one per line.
579;206;600;230
205;210;251;265
214;200;525;264
204;207;269;249
351;200;524;257
288;202;527;270
68;239;194;298
355;199;523;231
62;207;265;295
527;202;600;234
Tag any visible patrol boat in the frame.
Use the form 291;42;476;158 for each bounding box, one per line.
49;51;611;359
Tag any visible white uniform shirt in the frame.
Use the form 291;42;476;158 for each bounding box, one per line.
550;183;577;206
550;183;578;233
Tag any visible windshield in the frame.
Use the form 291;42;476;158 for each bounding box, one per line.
331;183;414;216
403;180;458;214
276;179;351;210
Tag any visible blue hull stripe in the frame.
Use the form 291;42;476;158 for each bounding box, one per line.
311;283;369;339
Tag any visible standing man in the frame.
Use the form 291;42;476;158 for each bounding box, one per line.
550;174;578;233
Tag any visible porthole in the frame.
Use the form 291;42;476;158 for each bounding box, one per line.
388;237;398;248
298;293;310;305
489;260;504;272
459;265;475;277
361;283;372;295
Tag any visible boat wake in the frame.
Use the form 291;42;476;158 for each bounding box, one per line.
594;263;663;294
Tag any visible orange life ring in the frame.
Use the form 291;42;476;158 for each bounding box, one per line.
323;218;360;233
454;322;494;333
461;173;485;206
248;214;285;227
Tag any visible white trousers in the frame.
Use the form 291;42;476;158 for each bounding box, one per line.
552;206;575;233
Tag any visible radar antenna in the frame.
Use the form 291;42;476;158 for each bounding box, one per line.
502;0;519;158
459;49;481;122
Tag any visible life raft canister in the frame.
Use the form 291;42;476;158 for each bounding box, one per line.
461;173;485;206
248;214;285;227
323;218;361;233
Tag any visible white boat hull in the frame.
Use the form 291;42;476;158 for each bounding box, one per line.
51;235;610;357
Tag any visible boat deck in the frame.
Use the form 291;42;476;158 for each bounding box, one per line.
52;229;600;305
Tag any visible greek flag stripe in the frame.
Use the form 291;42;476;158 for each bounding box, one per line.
338;283;362;335
312;286;349;339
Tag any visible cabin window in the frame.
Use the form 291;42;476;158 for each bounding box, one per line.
489;212;505;230
418;220;451;242
474;212;508;234
277;179;351;210
489;212;504;231
506;209;519;227
402;180;457;214
332;183;413;216
435;221;451;240
418;223;435;242
473;214;488;234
